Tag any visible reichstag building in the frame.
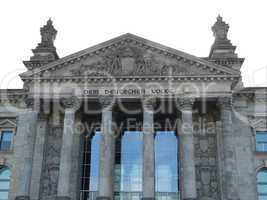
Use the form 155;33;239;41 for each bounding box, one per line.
0;16;266;200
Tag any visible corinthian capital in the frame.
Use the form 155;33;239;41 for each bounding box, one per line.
177;98;195;111
142;97;156;112
61;96;81;110
24;96;40;111
99;96;114;110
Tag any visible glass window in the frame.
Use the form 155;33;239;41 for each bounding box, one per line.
256;132;267;152
0;167;11;200
257;169;267;200
155;131;179;200
80;131;101;200
0;131;13;151
114;131;143;200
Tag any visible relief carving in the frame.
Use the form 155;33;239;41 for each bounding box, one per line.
39;125;63;200
194;114;219;200
69;45;209;77
195;135;219;200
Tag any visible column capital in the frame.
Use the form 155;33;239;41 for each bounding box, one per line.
99;96;114;111
61;96;81;111
24;96;40;111
177;98;195;111
217;97;232;110
142;97;156;112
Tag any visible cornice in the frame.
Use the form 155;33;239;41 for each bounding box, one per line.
0;89;26;105
22;74;239;84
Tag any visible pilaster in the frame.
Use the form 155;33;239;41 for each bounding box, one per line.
217;97;239;200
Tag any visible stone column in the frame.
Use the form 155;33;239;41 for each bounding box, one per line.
217;97;239;200
97;98;115;200
56;97;80;200
178;98;197;200
142;99;155;200
30;114;48;200
14;98;38;200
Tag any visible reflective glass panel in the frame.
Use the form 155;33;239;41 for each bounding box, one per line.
155;131;179;199
256;132;267;152
80;131;101;200
0;131;13;151
89;132;101;191
257;170;267;199
0;167;11;200
121;131;143;192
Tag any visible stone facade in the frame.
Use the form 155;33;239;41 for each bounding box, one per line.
0;16;265;200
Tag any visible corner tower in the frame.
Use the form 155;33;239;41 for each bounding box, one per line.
209;15;244;71
23;18;59;70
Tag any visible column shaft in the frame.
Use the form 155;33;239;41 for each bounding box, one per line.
57;109;75;199
143;107;155;200
179;99;197;200
98;109;115;200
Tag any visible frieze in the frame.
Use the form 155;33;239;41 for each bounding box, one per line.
69;46;212;77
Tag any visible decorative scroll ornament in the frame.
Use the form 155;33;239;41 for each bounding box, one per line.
24;97;34;108
99;96;115;110
61;96;81;110
142;97;156;111
24;96;41;110
177;98;195;111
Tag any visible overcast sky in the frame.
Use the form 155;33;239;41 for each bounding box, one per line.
0;0;266;89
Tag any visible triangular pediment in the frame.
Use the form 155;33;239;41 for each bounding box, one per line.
0;119;16;128
20;33;240;80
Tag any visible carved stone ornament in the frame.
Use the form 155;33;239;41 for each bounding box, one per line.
177;98;195;111
69;45;210;77
24;96;41;110
24;97;34;108
99;96;115;110
40;125;63;199
248;117;267;130
217;97;232;110
142;97;156;111
61;96;81;110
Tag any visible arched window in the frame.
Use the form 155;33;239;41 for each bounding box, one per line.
0;166;11;200
114;131;143;199
155;131;179;199
80;131;101;200
257;169;267;200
